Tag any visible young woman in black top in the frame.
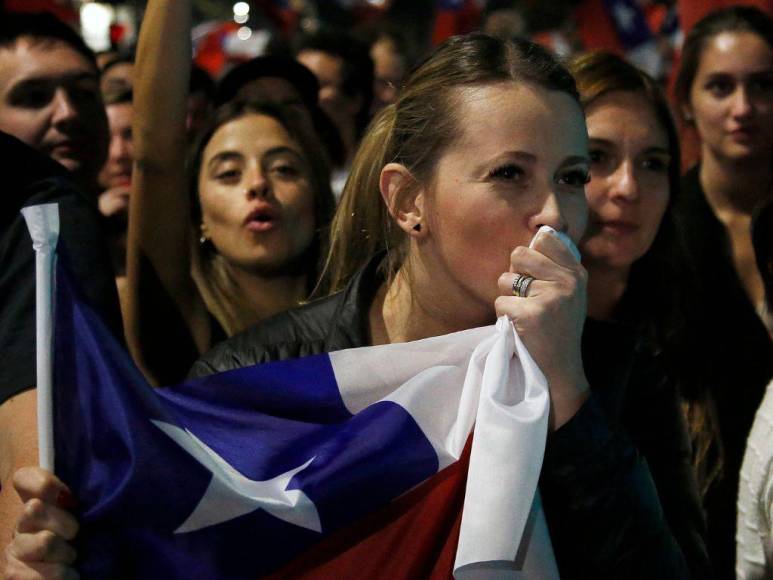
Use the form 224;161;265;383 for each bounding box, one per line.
673;8;773;576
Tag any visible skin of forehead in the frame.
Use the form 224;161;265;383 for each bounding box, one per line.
698;31;773;76
0;37;97;94
451;82;586;155
586;91;669;148
202;114;303;166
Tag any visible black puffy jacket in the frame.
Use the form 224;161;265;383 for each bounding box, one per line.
191;257;711;580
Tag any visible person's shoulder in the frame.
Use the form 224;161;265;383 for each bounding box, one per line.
189;291;348;378
1;131;93;227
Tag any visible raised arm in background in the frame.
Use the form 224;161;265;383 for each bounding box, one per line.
125;0;212;385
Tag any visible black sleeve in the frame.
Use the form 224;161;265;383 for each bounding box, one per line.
623;357;712;580
0;134;123;404
540;396;699;579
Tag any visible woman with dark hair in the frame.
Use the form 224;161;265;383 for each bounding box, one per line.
7;34;703;579
568;50;710;579
673;7;773;576
124;0;335;385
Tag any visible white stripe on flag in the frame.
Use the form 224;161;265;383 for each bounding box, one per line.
330;316;558;578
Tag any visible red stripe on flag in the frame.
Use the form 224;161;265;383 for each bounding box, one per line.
268;439;473;579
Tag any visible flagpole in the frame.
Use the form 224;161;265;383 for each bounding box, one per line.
21;203;60;472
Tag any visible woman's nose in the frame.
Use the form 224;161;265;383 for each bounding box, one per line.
245;167;269;198
730;86;753;119
610;161;639;201
533;191;569;234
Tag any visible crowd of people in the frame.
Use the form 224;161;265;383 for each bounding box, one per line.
0;1;772;578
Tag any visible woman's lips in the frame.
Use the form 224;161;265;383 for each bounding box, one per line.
729;127;759;142
599;220;639;235
244;207;278;232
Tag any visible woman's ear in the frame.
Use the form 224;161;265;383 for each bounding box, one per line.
379;162;426;237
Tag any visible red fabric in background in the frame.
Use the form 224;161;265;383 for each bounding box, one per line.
3;0;78;24
432;1;482;46
678;0;773;36
573;0;625;53
268;440;473;580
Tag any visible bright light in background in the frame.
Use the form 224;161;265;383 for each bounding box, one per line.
237;26;252;40
80;2;113;52
233;2;250;17
234;14;248;24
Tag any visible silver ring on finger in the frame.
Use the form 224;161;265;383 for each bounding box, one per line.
512;273;535;298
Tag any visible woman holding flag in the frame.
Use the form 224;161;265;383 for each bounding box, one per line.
6;35;705;579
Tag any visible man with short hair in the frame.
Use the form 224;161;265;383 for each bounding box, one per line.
0;13;109;194
0;14;118;570
294;29;373;172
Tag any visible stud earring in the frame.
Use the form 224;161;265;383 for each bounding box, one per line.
412;223;421;232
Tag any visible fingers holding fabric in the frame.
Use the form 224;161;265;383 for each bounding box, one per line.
495;232;589;430
3;553;80;580
7;529;77;566
13;468;72;508
16;499;79;541
3;468;80;580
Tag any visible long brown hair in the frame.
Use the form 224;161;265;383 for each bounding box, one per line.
188;100;335;335
672;7;773;495
321;33;580;293
570;51;721;496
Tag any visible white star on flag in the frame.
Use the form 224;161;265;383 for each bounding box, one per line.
151;420;322;534
613;3;637;33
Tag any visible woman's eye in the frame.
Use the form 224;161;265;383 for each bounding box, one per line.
750;76;773;96
559;170;591;187
270;163;300;178
589;149;606;165
706;79;733;97
489;164;523;181
641;156;669;173
214;169;240;182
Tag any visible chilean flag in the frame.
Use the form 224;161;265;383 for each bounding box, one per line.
574;0;662;77
23;204;556;579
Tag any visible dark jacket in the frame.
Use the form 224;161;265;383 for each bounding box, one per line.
191;257;711;579
674;167;773;579
0;131;123;405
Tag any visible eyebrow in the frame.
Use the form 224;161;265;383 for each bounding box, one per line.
561;154;591;166
588;138;670;156
206;146;303;171
477;151;536;171
702;69;773;80
503;151;536;163
13;71;98;87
